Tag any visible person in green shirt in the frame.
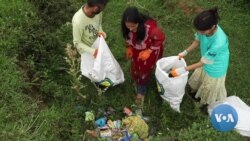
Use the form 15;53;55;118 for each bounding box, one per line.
72;0;109;57
170;8;229;113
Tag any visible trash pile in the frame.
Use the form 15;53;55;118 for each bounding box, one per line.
85;106;149;141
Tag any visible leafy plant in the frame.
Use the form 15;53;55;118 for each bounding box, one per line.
65;43;86;99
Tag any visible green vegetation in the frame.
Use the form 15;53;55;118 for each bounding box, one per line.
0;0;249;140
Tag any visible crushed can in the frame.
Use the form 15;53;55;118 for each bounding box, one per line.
113;120;121;129
99;128;112;138
95;117;106;127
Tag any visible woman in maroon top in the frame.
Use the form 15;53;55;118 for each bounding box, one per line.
121;7;166;104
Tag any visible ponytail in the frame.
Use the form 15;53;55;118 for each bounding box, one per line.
193;7;220;30
209;7;219;24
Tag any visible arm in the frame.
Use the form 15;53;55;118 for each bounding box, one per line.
149;27;165;50
185;39;199;53
186;38;225;71
185;61;204;71
171;39;202;76
97;12;107;38
170;60;204;77
184;39;205;71
138;27;165;61
98;12;103;33
178;39;199;58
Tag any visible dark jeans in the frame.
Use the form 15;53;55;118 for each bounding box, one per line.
136;85;147;95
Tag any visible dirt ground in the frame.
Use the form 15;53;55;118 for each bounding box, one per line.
178;0;203;15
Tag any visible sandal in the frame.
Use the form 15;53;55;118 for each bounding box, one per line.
187;92;201;102
200;104;209;115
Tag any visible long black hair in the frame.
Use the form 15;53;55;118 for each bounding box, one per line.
121;7;152;41
193;7;219;31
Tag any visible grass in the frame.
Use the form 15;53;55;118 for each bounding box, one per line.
0;0;249;140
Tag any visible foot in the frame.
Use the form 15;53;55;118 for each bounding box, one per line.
86;130;98;137
135;94;144;105
95;83;109;92
186;85;200;102
187;90;200;102
200;104;209;115
187;86;201;102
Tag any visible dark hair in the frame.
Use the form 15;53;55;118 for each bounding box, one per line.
121;7;151;41
193;7;219;31
87;0;109;7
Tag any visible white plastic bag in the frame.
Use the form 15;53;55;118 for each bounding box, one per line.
155;56;188;112
80;36;125;86
208;96;250;137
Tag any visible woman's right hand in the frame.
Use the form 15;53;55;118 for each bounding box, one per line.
126;46;133;60
93;49;98;58
178;50;188;59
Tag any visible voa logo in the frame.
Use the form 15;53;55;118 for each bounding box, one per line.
210;104;238;132
215;113;235;123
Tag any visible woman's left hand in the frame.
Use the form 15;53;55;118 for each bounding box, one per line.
98;32;107;38
138;49;152;61
170;67;187;77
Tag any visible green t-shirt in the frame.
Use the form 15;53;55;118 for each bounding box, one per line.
195;25;229;78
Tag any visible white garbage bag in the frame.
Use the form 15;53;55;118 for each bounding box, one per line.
80;36;125;86
155;56;189;112
208;96;250;137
